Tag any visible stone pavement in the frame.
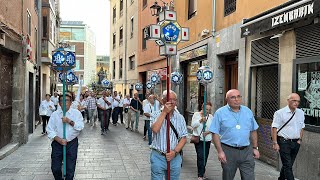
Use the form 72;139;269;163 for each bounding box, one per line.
0;117;280;180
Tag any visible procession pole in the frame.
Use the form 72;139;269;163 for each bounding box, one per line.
166;55;171;180
203;85;207;167
62;71;67;178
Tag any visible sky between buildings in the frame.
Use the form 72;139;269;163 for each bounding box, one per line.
60;0;110;56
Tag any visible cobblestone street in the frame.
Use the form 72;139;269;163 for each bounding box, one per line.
0;118;280;180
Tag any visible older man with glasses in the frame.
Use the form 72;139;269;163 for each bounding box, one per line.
210;89;260;180
271;93;305;180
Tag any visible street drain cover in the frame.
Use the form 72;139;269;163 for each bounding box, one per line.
0;168;21;174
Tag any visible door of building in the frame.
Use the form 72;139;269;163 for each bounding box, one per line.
0;51;13;149
225;56;238;104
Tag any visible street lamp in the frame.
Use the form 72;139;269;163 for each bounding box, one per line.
150;1;162;16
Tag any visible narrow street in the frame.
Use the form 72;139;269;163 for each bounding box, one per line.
0;118;279;180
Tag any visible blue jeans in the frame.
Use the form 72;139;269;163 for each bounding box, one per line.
150;150;182;180
51;138;78;180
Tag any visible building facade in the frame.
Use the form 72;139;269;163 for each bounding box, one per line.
41;0;60;97
241;0;320;179
0;0;40;154
110;0;138;97
59;21;96;89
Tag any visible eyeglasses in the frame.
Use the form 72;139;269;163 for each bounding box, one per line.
229;95;242;100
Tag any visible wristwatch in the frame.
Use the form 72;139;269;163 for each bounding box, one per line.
272;141;278;145
253;147;259;150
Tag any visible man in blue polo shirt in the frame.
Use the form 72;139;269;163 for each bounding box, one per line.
210;89;260;180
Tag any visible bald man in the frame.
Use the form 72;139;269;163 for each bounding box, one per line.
210;89;260;180
271;93;305;180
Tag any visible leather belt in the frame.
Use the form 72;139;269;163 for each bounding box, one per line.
222;143;248;150
277;136;299;142
151;149;166;156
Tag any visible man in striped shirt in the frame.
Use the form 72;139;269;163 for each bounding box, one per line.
150;90;187;180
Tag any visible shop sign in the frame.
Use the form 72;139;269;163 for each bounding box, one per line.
241;0;320;37
180;45;208;62
300;71;320;118
147;68;167;81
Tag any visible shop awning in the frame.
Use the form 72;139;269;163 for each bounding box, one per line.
241;0;320;38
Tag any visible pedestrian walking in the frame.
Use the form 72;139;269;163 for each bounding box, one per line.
143;95;160;145
46;93;84;180
129;92;142;131
50;92;59;111
39;94;56;134
112;91;121;125
191;102;213;180
85;91;97;126
143;92;150;140
210;89;260;180
78;94;87;118
271;93;305;180
124;94;131;129
150;90;187;180
97;90;112;135
119;93;124;124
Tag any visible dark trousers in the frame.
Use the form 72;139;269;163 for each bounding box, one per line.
119;107;123;123
194;141;211;177
278;139;300;180
99;109;111;131
112;107;120;124
81;111;85;119
51;138;78;180
221;144;255;180
41;115;50;133
143;120;152;145
85;109;89;121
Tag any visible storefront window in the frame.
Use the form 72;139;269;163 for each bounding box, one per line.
295;60;320;127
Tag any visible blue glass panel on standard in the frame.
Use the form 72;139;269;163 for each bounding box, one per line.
162;22;180;43
203;70;213;81
66;52;76;66
196;70;203;81
52;51;65;66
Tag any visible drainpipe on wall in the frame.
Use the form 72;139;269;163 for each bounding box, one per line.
212;0;216;37
124;0;128;95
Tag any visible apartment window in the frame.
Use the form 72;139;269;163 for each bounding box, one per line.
129;55;135;70
224;0;237;16
113;60;116;79
43;16;47;38
113;6;116;23
113;33;116;49
119;27;123;46
142;28;147;50
119;58;123;79
130;17;134;38
143;0;147;9
188;0;197;19
120;0;123;17
27;11;31;35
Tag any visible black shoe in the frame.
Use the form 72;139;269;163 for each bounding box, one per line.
126;127;129;129
41;132;45;135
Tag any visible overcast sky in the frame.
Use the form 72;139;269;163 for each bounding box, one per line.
60;0;110;56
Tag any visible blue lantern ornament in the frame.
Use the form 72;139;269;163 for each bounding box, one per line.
150;72;161;85
135;82;143;91
101;79;110;88
146;81;154;90
52;50;76;71
171;70;183;85
197;66;213;85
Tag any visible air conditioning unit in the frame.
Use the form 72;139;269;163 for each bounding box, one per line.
201;29;210;37
0;33;5;46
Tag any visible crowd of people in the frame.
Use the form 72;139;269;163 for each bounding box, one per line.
38;89;305;180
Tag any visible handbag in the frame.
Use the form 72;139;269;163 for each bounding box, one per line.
124;108;128;113
190;129;203;144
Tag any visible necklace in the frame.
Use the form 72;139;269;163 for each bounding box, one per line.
231;110;241;129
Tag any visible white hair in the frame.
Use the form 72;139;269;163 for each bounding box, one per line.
162;90;177;99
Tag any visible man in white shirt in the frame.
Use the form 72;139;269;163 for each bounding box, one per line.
119;93;124;124
123;94;131;129
272;93;305;180
97;90;112;135
112;91;121;125
50;92;59;110
143;95;159;145
46;94;84;180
